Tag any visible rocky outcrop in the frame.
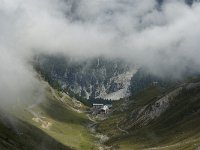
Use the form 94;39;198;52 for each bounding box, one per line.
130;87;183;127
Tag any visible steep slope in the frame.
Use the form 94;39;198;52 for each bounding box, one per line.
0;79;98;150
97;78;200;149
0;111;71;150
34;55;138;100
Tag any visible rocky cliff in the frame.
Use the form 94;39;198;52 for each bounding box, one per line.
35;55;138;100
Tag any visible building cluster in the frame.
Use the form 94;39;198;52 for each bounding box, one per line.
91;103;112;115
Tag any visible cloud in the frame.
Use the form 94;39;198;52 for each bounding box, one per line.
0;0;200;104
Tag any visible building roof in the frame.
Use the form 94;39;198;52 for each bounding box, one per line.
93;103;104;106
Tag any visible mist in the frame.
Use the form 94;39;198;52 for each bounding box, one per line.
0;0;200;104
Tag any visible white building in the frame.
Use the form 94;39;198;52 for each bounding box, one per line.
101;105;109;114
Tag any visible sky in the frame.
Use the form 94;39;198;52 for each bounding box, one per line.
0;0;200;103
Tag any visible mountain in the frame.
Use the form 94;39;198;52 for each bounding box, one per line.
34;55;197;103
1;70;200;150
97;77;200;149
34;55;138;100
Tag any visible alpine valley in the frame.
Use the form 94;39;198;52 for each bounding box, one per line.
0;0;200;150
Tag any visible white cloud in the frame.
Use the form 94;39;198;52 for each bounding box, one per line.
0;0;200;103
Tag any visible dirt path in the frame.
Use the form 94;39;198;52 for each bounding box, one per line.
117;122;129;134
27;105;52;130
143;139;198;150
87;114;97;123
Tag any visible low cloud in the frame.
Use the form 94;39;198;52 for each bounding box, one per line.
0;0;200;103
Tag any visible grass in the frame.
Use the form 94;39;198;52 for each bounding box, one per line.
0;82;98;150
0;111;72;150
98;83;200;149
97;85;164;137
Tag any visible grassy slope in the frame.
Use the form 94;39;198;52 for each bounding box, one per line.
97;86;164;137
0;82;97;150
98;82;200;149
0;112;71;150
36;89;97;150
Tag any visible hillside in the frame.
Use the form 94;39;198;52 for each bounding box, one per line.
0;111;72;150
97;78;200;149
0;80;98;150
1;76;200;150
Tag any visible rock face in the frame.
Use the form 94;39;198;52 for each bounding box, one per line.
129;87;182;127
127;82;200;128
35;55;138;100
